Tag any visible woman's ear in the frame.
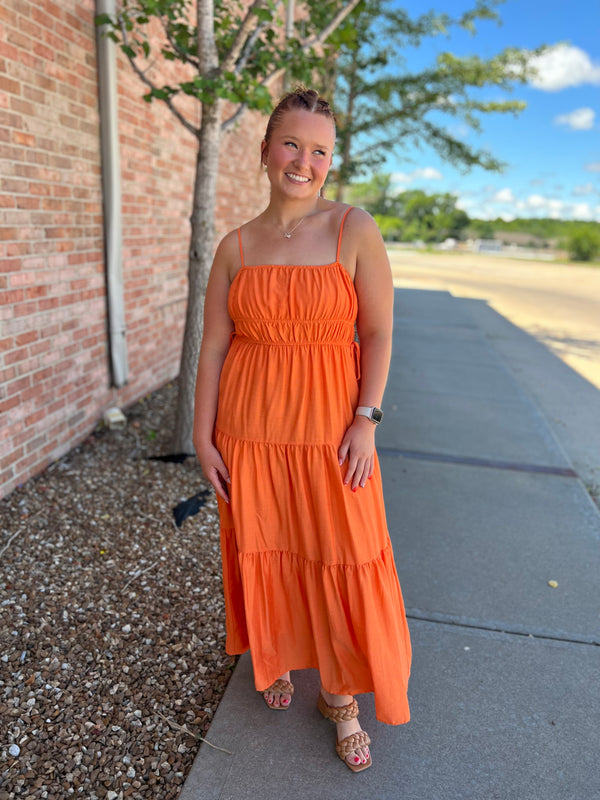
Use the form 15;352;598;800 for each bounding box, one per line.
260;139;268;167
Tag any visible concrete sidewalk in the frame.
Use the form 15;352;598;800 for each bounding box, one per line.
180;288;600;800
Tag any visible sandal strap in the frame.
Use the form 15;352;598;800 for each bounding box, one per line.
317;693;359;722
264;679;294;696
336;730;371;760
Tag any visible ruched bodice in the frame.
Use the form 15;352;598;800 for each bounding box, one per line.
216;263;361;445
213;210;411;725
229;262;357;344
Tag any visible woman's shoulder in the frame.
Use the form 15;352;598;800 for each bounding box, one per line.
214;227;243;265
337;204;382;245
317;200;374;229
217;227;242;252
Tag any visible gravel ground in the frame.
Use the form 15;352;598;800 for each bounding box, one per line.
0;382;235;800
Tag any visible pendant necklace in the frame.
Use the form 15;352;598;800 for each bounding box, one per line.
283;216;306;238
282;210;316;238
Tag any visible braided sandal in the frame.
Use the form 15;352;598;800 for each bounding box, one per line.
261;678;294;710
317;693;372;773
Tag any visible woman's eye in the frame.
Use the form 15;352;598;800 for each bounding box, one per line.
285;141;297;148
314;150;326;156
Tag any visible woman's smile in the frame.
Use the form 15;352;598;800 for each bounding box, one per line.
285;171;311;184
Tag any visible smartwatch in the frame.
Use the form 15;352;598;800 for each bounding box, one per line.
355;406;383;425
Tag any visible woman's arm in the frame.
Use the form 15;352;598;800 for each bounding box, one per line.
338;209;394;490
193;234;237;502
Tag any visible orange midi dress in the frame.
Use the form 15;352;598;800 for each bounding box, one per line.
214;209;411;725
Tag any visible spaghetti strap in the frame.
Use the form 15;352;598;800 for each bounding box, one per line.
237;227;245;268
336;207;353;263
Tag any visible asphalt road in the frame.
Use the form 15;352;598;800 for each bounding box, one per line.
388;248;600;391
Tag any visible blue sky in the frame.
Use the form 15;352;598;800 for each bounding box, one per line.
378;0;600;221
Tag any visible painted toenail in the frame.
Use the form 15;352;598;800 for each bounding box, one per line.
353;757;360;763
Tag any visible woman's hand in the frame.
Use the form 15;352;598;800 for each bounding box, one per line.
196;442;231;504
338;416;376;491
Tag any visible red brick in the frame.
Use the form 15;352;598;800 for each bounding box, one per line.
25;408;47;427
16;330;38;346
6;374;31;396
0;288;24;305
24;285;48;300
0;395;20;414
15;451;45;473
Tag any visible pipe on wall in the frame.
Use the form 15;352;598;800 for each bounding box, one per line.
95;0;128;387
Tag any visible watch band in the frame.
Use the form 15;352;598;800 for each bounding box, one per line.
355;406;383;424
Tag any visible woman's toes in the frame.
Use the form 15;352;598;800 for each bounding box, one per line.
348;746;369;765
264;691;275;706
264;690;291;707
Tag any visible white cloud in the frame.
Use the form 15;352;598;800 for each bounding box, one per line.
585;162;600;173
573;183;595;196
415;167;443;180
494;188;515;203
456;197;478;212
572;202;594;220
391;167;443;185
526;194;547;209
554;107;595;130
459;189;600;221
529;45;600;91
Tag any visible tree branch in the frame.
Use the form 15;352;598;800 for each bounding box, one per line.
235;10;277;76
118;16;199;138
262;0;363;89
220;0;268;74
160;16;200;70
301;0;363;50
222;102;248;132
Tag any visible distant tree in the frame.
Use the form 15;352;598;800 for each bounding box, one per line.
469;219;496;239
372;214;405;241
346;173;395;215
350;179;470;242
394;190;469;241
97;0;361;453
567;227;600;262
328;0;542;199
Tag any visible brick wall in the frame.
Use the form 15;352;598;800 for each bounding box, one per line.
0;1;270;499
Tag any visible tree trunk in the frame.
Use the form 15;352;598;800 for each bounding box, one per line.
173;99;223;454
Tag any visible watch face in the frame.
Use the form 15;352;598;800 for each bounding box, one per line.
371;407;383;424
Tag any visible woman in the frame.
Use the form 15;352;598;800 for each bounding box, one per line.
193;87;411;773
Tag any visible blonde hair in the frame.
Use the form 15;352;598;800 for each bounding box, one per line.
264;86;336;147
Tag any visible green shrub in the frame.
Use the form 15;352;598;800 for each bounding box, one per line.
567;228;600;262
373;214;404;241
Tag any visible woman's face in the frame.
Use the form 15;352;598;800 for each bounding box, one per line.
261;109;335;199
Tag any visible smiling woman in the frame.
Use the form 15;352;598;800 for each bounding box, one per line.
260;94;336;227
192;87;412;774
